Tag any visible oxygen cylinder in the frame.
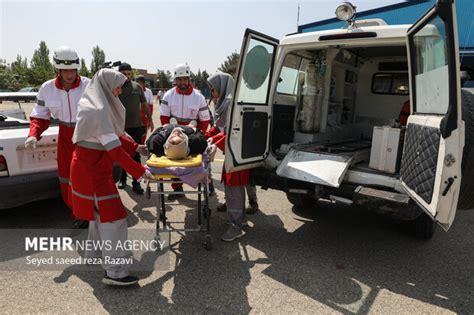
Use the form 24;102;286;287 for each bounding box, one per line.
300;62;317;132
300;61;324;133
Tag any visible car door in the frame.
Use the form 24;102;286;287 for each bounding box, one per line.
225;29;279;172
400;0;462;230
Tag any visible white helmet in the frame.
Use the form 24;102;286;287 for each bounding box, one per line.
174;64;191;79
53;46;80;70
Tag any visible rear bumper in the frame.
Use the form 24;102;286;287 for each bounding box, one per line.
0;171;60;209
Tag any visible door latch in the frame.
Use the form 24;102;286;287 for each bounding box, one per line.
442;177;455;196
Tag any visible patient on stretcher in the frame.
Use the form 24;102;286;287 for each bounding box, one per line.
146;119;208;160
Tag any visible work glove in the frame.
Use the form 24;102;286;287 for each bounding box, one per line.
136;145;149;156
25;136;37;150
143;170;155;180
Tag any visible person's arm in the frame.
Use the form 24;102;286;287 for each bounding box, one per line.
197;95;210;132
119;133;139;155
28;88;51;140
205;126;220;139
160;93;171;125
97;134;145;180
139;88;153;131
211;132;226;152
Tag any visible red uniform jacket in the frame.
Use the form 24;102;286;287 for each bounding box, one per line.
70;135;145;223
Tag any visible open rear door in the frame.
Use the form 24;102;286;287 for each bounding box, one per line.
401;0;463;230
226;29;279;172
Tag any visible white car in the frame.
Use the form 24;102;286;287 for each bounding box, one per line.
226;0;473;238
0;97;60;209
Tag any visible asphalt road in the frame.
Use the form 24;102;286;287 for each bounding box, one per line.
1;101;474;313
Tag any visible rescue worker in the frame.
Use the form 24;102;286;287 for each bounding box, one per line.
117;63;154;194
25;46;90;228
160;64;211;200
136;75;154;144
206;72;249;242
70;68;153;286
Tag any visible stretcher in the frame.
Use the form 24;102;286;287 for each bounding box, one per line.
145;154;212;250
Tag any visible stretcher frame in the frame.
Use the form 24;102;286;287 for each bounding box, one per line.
145;158;213;250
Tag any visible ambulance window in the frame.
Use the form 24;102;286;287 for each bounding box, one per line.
237;39;275;105
372;73;409;95
411;15;449;114
277;54;301;95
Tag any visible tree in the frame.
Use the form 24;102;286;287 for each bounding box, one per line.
190;69;210;94
11;55;30;85
218;52;240;78
156;69;172;89
90;45;106;75
30;41;55;86
79;58;90;78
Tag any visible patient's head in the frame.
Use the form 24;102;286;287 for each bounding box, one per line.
164;127;189;160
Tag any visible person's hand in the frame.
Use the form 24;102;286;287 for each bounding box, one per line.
143;170;154;180
209;144;217;161
148;120;154;131
136;145;149;156
25;136;37;150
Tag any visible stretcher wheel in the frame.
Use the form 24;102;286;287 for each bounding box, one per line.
204;234;213;250
146;186;151;199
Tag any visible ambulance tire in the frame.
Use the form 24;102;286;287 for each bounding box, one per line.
412;211;436;240
458;88;474;210
286;192;315;209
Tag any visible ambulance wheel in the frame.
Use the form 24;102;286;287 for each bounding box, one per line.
286;193;314;208
458;88;474;209
204;234;213;250
412;212;436;240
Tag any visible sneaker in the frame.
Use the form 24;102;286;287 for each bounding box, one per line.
225;219;249;227
216;203;227;212
246;200;260;215
72;219;89;229
132;182;144;195
118;181;126;189
170;118;178;126
168;186;184;201
102;275;139;286
221;225;245;242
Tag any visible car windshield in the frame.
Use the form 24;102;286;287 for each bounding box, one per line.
18;87;32;92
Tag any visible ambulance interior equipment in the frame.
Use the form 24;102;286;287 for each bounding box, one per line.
271;46;410;187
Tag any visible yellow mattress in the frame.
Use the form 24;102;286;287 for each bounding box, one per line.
146;154;203;168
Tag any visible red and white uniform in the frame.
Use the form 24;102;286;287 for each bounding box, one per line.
28;76;90;208
70;134;145;223
206;126;249;186
140;87;154;143
160;86;210;132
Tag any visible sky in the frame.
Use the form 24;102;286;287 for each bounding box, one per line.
0;0;402;74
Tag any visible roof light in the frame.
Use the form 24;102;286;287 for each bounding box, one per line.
335;2;356;22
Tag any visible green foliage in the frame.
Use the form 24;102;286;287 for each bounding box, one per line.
90;45;106;75
29;41;55;86
10;55;31;89
156;69;172;89
79;58;90;78
190;69;210;93
218;52;240;78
